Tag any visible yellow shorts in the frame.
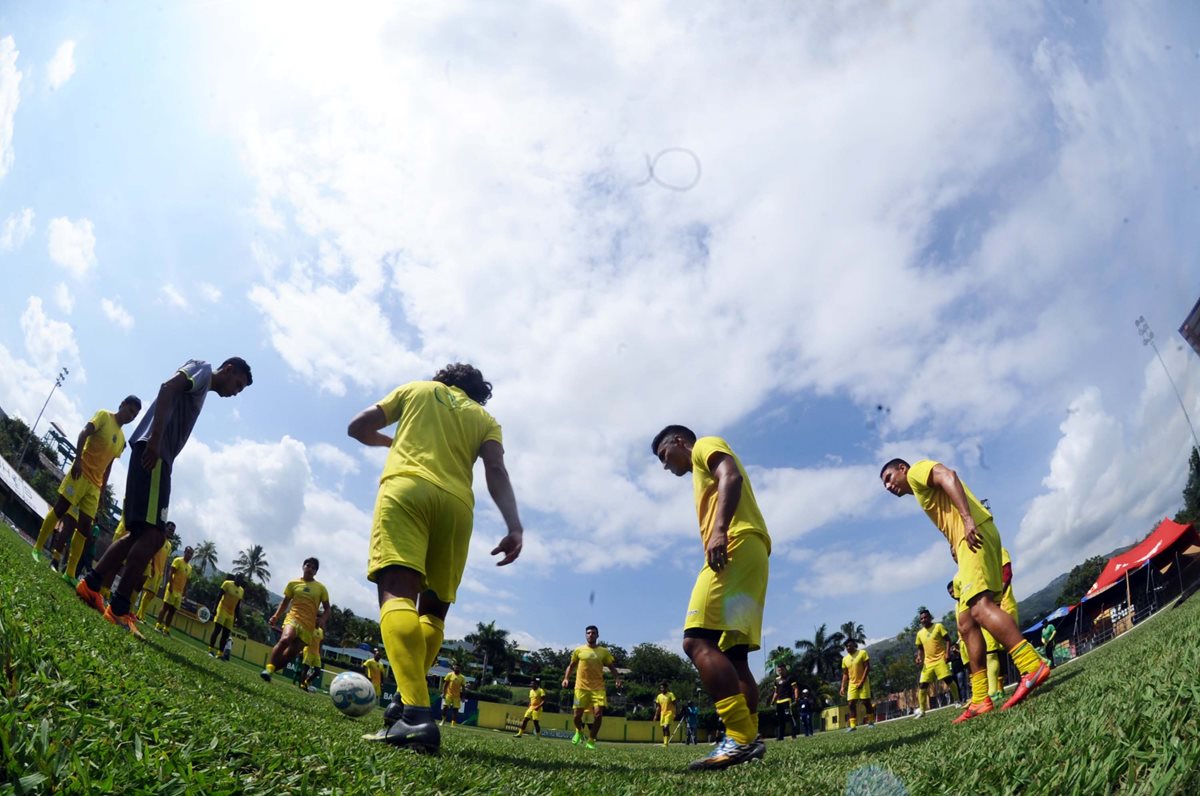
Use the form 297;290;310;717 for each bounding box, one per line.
847;682;871;701
574;688;607;710
443;697;462;709
215;611;234;630
955;520;1003;613
683;533;768;652
302;653;322;668
919;661;951;684
58;471;101;518
163;591;182;609
367;475;474;604
283;617;315;646
523;707;542;721
661;712;675;728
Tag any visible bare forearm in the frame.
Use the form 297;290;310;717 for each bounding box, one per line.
486;465;524;535
714;475;742;533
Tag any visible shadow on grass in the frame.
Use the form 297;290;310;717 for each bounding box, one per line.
450;744;683;776
809;726;940;758
1035;664;1082;696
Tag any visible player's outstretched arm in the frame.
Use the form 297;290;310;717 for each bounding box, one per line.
480;440;524;566
347;406;393;448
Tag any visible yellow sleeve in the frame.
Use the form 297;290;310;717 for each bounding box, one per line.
691;436;734;475
570;647;581;664
907;459;936;489
320;584;330;605
376;384;410;425
284;580;296;599
603;648;615;666
483;416;503;446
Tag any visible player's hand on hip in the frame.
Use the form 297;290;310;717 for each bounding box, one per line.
706;532;729;571
962;518;981;551
70;460;82;479
141;439;161;470
491;530;523;566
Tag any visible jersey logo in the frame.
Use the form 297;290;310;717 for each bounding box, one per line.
434;386;465;410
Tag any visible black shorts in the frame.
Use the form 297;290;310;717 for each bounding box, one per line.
123;442;173;532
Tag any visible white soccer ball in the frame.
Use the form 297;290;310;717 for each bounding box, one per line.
197;606;212;623
330;672;377;718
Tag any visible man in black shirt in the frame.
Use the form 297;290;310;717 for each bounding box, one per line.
770;664;799;740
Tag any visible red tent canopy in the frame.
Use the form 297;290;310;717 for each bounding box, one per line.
1083;518;1196;601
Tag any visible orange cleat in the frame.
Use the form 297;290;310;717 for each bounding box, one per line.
952;698;995;724
75;579;105;612
1001;661;1050;711
103;605;145;639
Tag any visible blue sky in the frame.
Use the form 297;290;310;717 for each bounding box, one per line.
2;1;1199;669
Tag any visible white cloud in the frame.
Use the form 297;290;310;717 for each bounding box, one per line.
0;339;84;440
20;296;83;381
46;40;76;90
47;217;96;277
308;442;360;477
100;297;133;331
53;282;74;314
161;284;189;309
1;208;33;250
0;36;21;180
798;541;952;599
199;282;222;302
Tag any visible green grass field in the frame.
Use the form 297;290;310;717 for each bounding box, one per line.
2;525;1198;796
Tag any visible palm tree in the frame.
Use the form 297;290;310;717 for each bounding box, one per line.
464;621;511;683
765;645;798;673
193;541;218;577
839;621;866;645
795;624;846;682
232;544;271;585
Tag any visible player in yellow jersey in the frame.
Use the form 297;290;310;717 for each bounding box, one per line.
440;663;467;726
653;425;770;770
298;627;327;691
34;397;141;564
562;625;622;750
514;677;546;739
913;609;961;716
135;531;174;622
363;647;385;697
653;683;677;747
262;557;330;682
209;574;245;656
840;639;875;730
348;364;525;755
155;545;193;635
881;459;1050;723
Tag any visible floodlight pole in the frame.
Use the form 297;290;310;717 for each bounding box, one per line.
1135;317;1200;454
16;366;69;473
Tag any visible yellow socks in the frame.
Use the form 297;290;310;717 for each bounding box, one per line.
266;664;276;674
65;530;86;578
714;695;755;745
1009;640;1042;676
420;614;445;673
918;689;929;712
34;512;58;554
970;670;988;704
986;653;1001;695
949;679;961;703
750;711;759;736
381;597;430;707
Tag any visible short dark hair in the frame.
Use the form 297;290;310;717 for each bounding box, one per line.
303;557;320;570
919;608;932;617
585;624;598;634
650;425;697;455
879;458;909;478
433;363;492;405
660;681;669;688
946;580;955;593
844;638;857;648
122;394;142;409
220;357;253;386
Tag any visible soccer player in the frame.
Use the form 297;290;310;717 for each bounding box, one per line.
348;363;525;754
1042;622;1057;668
880;459;1050;723
76;359;252;638
363;647;385;698
63;520;100;583
33;396;141;563
209;574;246;656
913;608;961;716
771;664;799;740
796;689;816;737
262;557;330;682
298;627;326;691
652;425;771;771
514;677;546;739
839;638;875;731
562;624;622;750
155;544;193;635
440;663;467;726
684;702;700;745
654;682;677;747
135;531;174;622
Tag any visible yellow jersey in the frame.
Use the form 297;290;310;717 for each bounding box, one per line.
528;687;545;709
690;436;771;553
78;410;126;487
443;672;466;700
283;578;329;630
571;644;615;691
842;649;869;687
167;556;193;595
656;692;676;716
916;623;949;665
376;381;503;509
363;656;383;688
143;539;171;582
216;579;244;618
906;460;992;553
1000;547;1018;618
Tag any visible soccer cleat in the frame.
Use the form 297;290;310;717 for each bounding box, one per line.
260;669;272;682
952;698;995;724
381;694;405;728
749;736;767;761
208;648;217;657
912;709;924;719
572;730;583;746
75;579;106;612
990;691;1005;705
363;706;440;755
844;726;856;733
1002;661;1050;711
103;606;145;639
687;736;762;771
61;571;77;586
31;550;42;563
586;740;596;750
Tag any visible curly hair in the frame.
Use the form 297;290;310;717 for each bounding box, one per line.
432;363;493;405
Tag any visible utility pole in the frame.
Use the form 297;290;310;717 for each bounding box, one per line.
1136;317;1200;454
15;366;69;473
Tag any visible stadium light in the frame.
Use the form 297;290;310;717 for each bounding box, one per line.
1135;317;1200;453
16;366;69;473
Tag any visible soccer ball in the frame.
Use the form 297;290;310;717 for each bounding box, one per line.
330;672;377;718
196;606;212;623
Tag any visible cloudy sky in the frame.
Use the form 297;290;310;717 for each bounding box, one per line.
2;1;1199;667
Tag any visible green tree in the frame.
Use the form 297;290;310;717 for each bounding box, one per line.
193;541;218;577
465;621;512;681
1057;555;1108;608
628;643;692;686
795;624;846;682
1176;447;1200;525
765;645;798;672
232;544;271;585
840;621;866;645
